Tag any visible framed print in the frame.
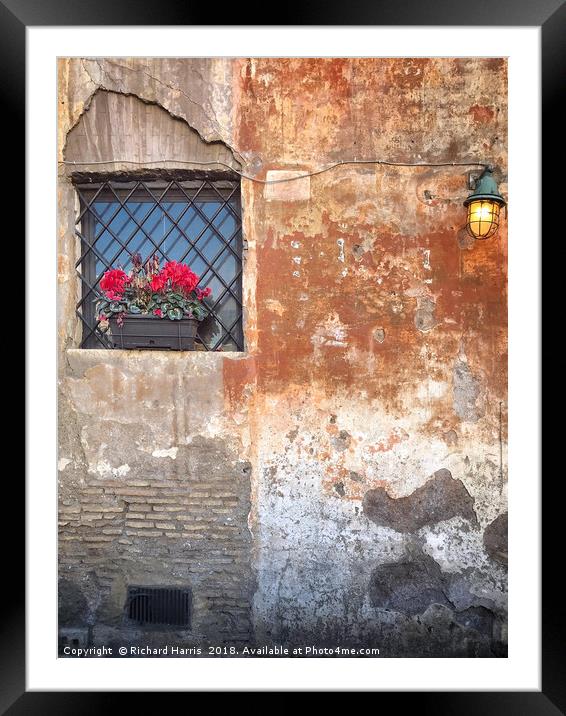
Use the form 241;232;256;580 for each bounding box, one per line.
14;0;556;707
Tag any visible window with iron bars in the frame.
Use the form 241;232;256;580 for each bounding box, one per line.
74;175;244;351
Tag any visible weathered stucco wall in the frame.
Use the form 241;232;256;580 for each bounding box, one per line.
58;57;507;656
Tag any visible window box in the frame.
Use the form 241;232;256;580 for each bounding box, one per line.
108;314;199;351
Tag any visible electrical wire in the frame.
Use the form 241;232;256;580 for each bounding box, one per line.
61;157;489;185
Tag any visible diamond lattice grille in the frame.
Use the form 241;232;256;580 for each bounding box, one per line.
74;178;243;351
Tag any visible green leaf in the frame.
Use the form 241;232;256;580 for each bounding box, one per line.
168;307;183;320
129;305;142;314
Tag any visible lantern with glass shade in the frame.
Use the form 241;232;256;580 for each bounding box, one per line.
463;167;506;240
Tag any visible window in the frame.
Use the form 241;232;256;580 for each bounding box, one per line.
74;175;244;351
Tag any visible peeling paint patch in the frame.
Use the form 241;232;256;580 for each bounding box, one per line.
58;255;70;284
311;313;348;350
336;238;345;263
453;358;483;422
264;299;286;316
334;482;346;497
375;427;409;452
263;170;311;201
372;327;385;343
414;296;437;332
417;379;448;400
352;244;365;261
64;87;241;173
58;458;72;472
331;429;352;452
93;461;131;478
151;447;178;459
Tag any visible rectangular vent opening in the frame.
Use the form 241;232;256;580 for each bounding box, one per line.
126;586;192;628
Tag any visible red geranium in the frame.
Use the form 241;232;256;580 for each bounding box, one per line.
150;273;168;292
99;268;129;299
161;261;199;294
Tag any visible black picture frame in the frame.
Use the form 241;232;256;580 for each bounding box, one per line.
12;0;556;707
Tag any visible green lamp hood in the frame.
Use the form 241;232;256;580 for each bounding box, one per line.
463;168;506;207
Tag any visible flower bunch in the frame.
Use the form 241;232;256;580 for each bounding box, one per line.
99;268;129;301
162;261;199;293
96;255;212;326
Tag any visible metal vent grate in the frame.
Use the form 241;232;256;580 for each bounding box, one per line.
74;177;243;351
126;586;192;628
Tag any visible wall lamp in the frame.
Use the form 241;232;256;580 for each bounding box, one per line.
464;166;506;240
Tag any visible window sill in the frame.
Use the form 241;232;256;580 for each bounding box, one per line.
64;348;251;376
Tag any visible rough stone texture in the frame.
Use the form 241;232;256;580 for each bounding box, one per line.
58;57;508;657
363;468;478;532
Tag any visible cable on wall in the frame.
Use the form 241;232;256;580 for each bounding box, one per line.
61;158;490;184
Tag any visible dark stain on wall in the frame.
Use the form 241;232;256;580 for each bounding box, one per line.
58;578;89;626
453;605;495;636
369;553;506;656
369;552;452;615
363;468;478;532
483;512;508;565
